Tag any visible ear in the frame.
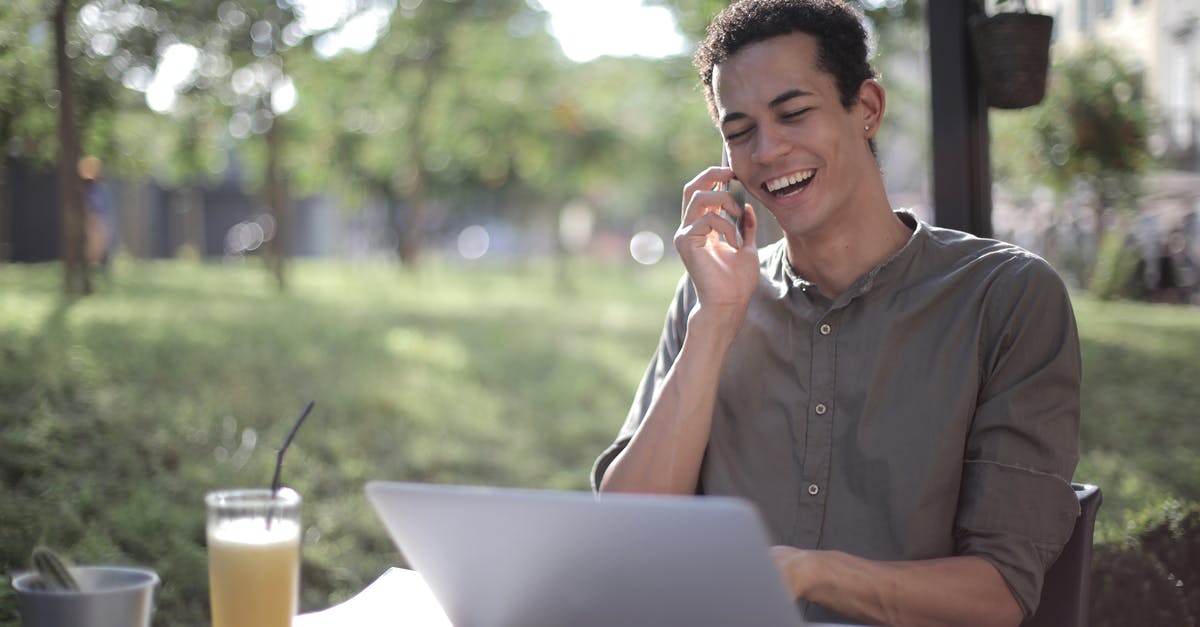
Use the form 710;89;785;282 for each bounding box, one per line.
856;79;886;139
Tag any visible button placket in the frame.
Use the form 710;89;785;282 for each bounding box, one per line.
797;308;837;543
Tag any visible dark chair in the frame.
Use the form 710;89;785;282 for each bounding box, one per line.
1023;483;1103;627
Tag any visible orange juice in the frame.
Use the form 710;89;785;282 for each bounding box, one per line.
206;517;300;627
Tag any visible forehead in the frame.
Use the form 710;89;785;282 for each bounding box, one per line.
711;32;831;116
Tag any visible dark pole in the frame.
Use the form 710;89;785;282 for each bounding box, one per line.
927;0;992;238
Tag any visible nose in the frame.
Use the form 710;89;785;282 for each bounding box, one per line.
751;122;791;165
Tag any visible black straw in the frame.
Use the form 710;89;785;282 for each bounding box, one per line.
267;399;314;528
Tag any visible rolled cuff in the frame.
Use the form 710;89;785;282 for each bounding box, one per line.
591;436;630;492
954;460;1079;617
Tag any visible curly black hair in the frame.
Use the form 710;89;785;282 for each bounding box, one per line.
694;0;877;119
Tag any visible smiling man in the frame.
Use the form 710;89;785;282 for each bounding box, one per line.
592;1;1082;626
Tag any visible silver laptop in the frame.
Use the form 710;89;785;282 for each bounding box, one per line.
365;481;805;627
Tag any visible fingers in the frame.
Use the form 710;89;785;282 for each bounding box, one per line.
683;166;737;200
678;167;756;251
682;166;738;212
682;189;743;227
675;211;741;250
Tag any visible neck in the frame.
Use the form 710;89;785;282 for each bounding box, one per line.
785;203;912;299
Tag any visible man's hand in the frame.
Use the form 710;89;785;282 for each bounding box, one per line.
676;167;759;324
768;546;1023;627
598;167;759;496
769;545;813;599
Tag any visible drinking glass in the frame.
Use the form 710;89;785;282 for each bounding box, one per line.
206;488;301;627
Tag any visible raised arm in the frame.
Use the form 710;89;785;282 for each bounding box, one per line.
599;167;759;494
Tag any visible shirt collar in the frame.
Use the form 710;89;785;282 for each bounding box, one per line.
773;210;925;303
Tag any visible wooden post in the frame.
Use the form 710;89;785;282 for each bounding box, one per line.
927;0;993;238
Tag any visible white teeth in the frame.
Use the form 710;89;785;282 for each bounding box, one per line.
766;170;815;192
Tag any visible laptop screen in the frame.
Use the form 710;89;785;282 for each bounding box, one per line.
366;481;805;627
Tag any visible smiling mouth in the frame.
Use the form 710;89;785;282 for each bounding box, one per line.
763;170;815;198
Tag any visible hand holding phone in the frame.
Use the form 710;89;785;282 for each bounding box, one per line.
718;146;745;248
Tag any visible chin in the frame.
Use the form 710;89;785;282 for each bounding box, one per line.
769;205;832;240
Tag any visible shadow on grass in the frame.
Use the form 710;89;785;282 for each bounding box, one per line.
0;262;670;625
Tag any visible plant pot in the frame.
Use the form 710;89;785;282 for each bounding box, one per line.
11;566;159;627
969;12;1055;109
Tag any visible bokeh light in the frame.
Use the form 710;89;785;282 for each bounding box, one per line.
629;230;665;265
559;203;594;253
457;225;490;260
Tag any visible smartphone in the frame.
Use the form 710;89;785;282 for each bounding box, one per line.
718;145;744;247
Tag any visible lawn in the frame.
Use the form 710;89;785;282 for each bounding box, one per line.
1;258;1197;624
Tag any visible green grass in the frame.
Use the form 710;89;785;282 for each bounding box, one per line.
1073;297;1200;542
1;259;1197;624
0;257;679;624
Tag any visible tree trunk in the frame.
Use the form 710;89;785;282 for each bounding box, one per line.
396;54;445;268
54;0;90;295
397;161;428;267
1091;182;1109;276
264;111;289;291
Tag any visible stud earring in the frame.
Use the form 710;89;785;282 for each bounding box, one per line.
864;125;870;131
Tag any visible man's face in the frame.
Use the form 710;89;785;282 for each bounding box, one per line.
713;32;878;240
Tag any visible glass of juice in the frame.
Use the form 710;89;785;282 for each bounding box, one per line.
205;488;301;627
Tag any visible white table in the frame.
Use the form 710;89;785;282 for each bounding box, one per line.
295;569;450;627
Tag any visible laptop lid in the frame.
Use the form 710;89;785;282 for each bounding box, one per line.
365;481;805;627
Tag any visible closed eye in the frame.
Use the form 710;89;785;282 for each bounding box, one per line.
724;125;755;142
781;107;812;120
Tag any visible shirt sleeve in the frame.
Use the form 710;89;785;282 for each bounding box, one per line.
954;254;1082;618
591;274;695;491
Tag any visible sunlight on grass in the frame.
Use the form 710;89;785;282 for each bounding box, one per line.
0;259;683;624
2;261;1197;624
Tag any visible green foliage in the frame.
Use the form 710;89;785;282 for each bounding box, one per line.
285;0;714;237
648;0;923;44
1090;500;1200;627
11;0;930;265
992;44;1154;208
645;0;728;42
0;0;58;165
1088;226;1141;300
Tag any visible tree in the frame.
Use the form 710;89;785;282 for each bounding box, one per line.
993;45;1153;281
64;0;378;289
53;0;90;295
0;0;128;290
287;0;603;266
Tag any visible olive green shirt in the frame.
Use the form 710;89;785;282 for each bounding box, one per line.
592;212;1081;622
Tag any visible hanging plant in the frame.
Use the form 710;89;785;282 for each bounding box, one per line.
968;0;1055;109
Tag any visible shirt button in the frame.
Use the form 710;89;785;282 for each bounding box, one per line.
815;403;827;415
819;323;832;335
807;484;820;496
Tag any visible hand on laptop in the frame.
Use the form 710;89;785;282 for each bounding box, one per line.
769;544;1024;627
769;545;814;600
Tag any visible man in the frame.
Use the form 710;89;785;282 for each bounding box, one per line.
591;1;1081;625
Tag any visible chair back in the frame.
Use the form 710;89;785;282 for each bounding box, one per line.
1023;483;1102;627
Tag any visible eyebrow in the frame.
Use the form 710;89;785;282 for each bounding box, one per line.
769;88;813;107
720;88;815;125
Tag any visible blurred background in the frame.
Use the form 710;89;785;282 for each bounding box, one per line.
1;0;1198;625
